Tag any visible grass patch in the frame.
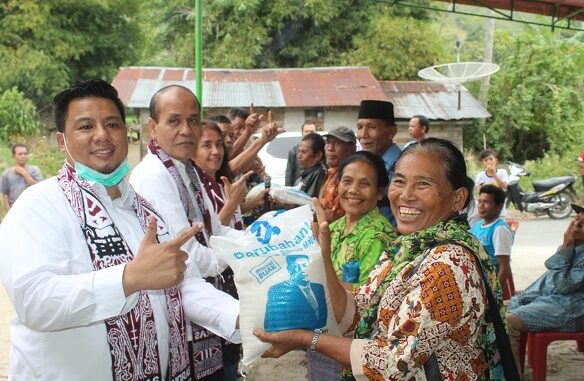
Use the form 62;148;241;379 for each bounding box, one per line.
0;138;64;177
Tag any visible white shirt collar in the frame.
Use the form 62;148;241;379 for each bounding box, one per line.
88;179;135;208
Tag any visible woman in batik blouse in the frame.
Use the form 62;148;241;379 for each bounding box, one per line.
255;138;506;381
308;151;397;380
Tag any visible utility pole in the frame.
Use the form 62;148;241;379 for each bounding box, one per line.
478;12;495;108
195;0;203;117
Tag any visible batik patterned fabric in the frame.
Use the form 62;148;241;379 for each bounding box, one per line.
329;208;397;285
57;162;191;381
341;214;505;381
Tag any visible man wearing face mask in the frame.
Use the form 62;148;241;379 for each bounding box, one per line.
0;79;239;381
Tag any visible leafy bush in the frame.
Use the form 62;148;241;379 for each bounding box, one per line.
0;87;42;143
521;149;584;197
466;30;584;163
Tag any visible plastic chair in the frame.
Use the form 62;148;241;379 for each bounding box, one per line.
505;218;520;234
526;331;584;381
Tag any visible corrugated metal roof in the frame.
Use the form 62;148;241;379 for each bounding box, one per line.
124;78;285;108
380;81;490;120
112;66;388;108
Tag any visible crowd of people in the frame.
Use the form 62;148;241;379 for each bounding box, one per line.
0;78;582;381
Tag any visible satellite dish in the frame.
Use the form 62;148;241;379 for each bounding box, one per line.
418;62;500;84
418;62;500;109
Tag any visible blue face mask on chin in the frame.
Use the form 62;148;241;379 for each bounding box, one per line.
62;136;131;187
75;159;131;187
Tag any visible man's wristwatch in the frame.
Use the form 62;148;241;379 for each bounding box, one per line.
309;328;323;352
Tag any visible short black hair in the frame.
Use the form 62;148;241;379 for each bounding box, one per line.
228;108;249;121
149;84;199;122
208;115;231;124
337;151;389;190
479;149;498;161
300;132;325;159
302;120;319;133
53;79;125;133
479;184;506;206
11;143;28;155
412;115;430;133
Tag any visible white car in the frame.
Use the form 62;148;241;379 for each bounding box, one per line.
256;131;327;186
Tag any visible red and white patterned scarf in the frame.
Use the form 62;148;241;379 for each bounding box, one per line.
57;162;190;381
148;140;224;379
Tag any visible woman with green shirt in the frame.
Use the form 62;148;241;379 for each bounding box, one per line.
330;151;397;288
308;151;397;379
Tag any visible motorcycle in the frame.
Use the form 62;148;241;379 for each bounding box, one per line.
506;162;577;219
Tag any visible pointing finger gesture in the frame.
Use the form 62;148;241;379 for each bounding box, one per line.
123;217;202;296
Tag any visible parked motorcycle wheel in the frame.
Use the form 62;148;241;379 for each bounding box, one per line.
546;192;574;219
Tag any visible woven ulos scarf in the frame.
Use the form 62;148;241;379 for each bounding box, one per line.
148;140;224;379
57;161;190;381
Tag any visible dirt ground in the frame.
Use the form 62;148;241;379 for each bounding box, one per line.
242;343;584;380
1;212;583;380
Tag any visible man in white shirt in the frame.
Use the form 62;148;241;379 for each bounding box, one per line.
0;79;235;380
130;85;261;380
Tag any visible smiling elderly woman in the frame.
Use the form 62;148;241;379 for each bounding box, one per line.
308;151;397;380
254;138;513;381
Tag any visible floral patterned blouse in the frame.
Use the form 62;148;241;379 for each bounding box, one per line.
347;243;492;380
330;208;397;286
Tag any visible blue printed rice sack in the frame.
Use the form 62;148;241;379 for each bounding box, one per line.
210;205;339;365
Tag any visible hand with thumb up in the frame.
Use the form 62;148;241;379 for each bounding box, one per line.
122;217;202;296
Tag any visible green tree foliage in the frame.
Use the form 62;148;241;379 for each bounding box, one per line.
152;0;440;71
0;87;41;143
464;29;584;162
344;15;448;80
0;0;143;109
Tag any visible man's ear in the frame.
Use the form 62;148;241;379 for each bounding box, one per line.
55;132;66;153
316;150;324;162
388;124;397;139
148;117;157;140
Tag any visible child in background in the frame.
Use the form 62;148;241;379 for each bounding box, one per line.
470;149;509;225
475;149;509;191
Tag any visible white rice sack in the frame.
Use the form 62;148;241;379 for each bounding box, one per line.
245;183;312;206
269;186;312;205
210;205;339;365
244;182;281;202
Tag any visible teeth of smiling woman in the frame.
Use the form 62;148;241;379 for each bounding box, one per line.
94;149;112;154
399;207;420;218
346;198;361;205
